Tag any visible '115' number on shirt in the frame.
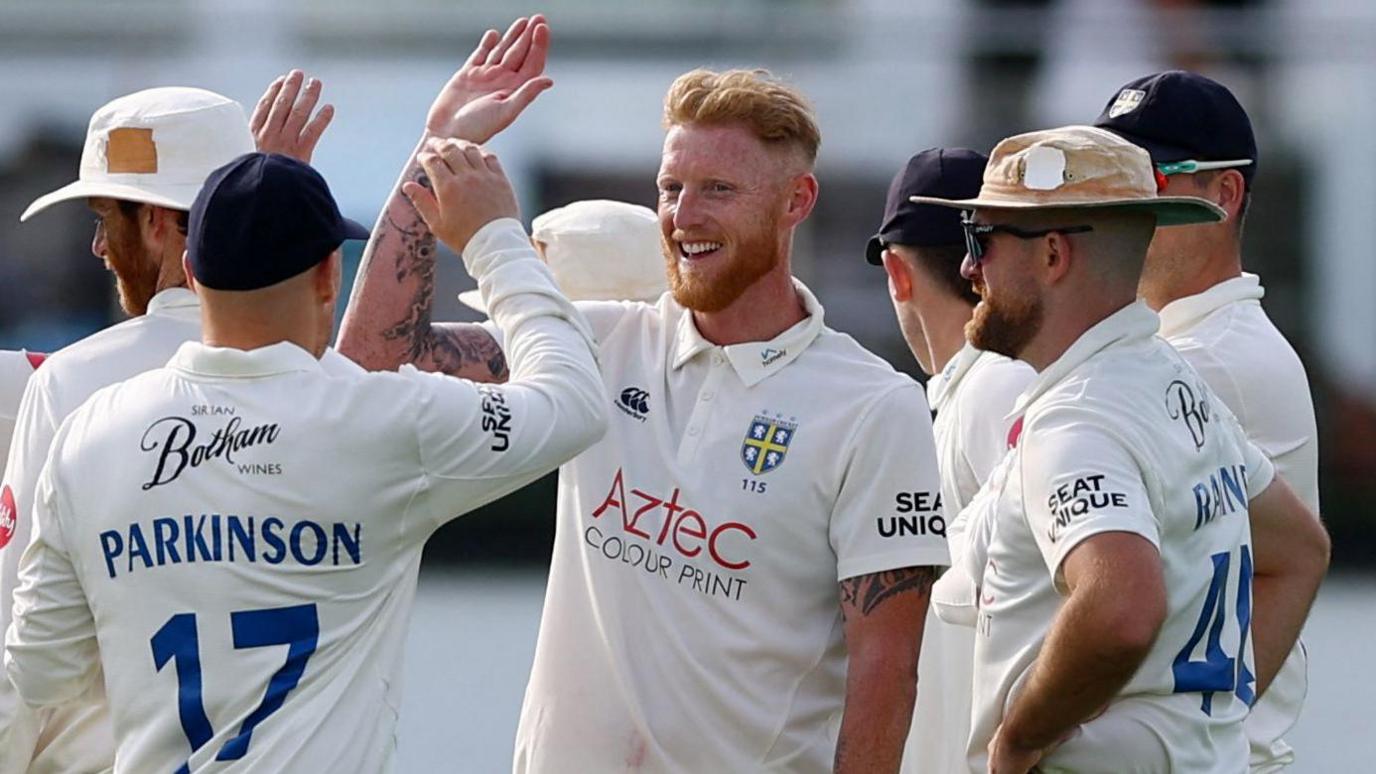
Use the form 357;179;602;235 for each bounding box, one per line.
150;603;319;773
1172;547;1255;715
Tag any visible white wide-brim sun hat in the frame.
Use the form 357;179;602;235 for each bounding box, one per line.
20;87;254;221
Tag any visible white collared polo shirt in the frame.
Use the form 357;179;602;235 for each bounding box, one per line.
1159;273;1318;772
514;282;948;774
5;218;606;774
903;344;1033;774
966;302;1275;774
0;287;363;774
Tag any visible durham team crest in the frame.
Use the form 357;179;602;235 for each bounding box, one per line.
741;415;797;475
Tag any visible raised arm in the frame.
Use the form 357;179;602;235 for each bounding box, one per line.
337;16;552;379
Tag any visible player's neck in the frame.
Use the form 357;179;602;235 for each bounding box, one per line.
1141;247;1243;311
1021;289;1137;372
921;295;975;376
690;264;807;347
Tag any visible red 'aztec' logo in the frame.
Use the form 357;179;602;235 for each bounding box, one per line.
592;468;757;571
0;485;17;549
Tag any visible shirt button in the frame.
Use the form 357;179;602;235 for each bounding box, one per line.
701;391;714;402
712;354;726;366
688;425;700;436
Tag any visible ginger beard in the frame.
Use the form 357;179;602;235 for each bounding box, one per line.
966;274;1043;360
101;206;160;316
662;208;782;313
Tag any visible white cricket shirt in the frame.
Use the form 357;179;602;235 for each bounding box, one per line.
4;218;607;774
513;282;948;774
965;302;1275;774
1158;273;1319;773
0;288;364;774
0;350;41;505
903;344;1032;774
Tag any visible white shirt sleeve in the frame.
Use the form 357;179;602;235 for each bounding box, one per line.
410;218;608;527
0;375;61;752
5;437;100;710
831;384;950;581
1019;408;1159;590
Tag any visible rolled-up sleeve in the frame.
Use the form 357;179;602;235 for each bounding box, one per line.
5;453;99;709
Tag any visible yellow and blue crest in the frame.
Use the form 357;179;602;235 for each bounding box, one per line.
741;415;797;475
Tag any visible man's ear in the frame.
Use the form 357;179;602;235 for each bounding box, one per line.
881;249;914;303
1042;232;1075;285
781;172;819;228
181;251;198;293
1214;169;1247;223
317;250;343;306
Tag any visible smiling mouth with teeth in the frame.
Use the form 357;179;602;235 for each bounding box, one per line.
679;241;723;259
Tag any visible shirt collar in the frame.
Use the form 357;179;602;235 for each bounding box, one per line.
168;341;325;378
1157;273;1264;339
926;341;983;411
669;280;826;387
146;287;201;315
1012;301;1159;416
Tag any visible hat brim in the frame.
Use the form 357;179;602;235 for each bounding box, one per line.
20;179;203;222
341;217;370;240
458;289;487;314
865;235;886;266
907;194;1226;227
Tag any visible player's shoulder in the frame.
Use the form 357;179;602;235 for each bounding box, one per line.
38;313;197;389
576;297;662;343
803;326;924;407
963;351;1035;402
1169;302;1310;393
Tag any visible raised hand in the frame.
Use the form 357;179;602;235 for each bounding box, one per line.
425;15;553;143
251;70;335;163
404;138;520;253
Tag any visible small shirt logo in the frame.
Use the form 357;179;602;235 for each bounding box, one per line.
760;348;786;367
617;386;650;422
1108;88;1146;118
741;414;797;475
1007;416;1025;449
0;485;15;549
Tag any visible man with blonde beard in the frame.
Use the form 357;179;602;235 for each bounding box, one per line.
914;126;1328;773
339;17;947;774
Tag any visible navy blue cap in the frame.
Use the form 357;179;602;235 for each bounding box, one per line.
866;148;987;266
1094;71;1257;185
188;153;369;291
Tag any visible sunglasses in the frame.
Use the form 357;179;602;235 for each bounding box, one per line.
960;212;1094;264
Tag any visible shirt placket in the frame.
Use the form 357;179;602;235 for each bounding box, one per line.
677;349;730;465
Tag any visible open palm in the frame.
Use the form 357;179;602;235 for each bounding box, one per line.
426;15;553;144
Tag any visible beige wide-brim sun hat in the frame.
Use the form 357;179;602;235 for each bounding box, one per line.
460;199;666;313
910;125;1225;226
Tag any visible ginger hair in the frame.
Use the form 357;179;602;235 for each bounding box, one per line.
663;68;820;166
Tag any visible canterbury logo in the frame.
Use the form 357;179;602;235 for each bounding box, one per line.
617;387;650;421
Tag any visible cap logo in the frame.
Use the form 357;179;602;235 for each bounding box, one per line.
105;127;158;174
1108;89;1146;118
1022;146;1067;191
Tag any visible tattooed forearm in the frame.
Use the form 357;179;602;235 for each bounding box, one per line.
342;157;506;380
839;566;937;620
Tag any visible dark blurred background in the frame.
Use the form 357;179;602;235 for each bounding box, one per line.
1;0;1372;571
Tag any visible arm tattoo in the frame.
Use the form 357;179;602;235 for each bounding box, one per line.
369;165;507;380
839;566;938;620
